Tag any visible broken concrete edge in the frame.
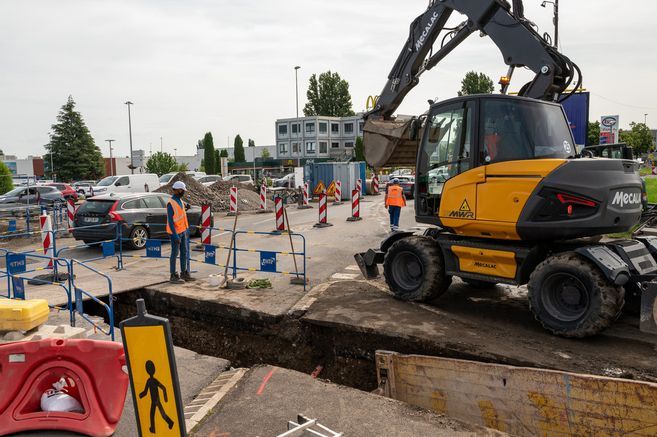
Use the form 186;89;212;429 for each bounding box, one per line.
287;281;336;318
186;367;248;433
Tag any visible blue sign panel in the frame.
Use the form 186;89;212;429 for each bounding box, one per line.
7;220;16;232
102;241;115;257
260;251;277;273
560;92;590;146
12;277;25;300
7;253;26;275
146;240;162;258
204;244;216;265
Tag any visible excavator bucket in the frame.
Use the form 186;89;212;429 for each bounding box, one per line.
363;118;421;168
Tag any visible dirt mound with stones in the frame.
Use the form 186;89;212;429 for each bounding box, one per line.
155;173;266;212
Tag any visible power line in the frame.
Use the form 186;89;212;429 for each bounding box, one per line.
590;92;657;111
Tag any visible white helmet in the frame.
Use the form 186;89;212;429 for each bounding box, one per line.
172;181;186;191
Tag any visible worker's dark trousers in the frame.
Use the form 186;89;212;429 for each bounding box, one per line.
169;231;188;274
388;206;401;230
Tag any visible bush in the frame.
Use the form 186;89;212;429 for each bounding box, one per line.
0;162;13;195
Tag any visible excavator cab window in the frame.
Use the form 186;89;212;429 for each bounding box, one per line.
416;101;473;219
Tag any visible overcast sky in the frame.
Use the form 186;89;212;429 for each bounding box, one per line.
1;0;656;159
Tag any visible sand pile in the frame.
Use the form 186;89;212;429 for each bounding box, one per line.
155;173;266;212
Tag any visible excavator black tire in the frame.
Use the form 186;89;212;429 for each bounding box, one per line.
383;236;452;302
462;278;497;289
528;252;624;338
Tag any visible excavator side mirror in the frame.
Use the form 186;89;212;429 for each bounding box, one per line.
409;118;420;141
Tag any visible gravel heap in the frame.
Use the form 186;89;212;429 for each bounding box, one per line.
155;173;266;212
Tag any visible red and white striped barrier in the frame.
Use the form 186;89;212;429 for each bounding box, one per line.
298;182;312;209
274;195;285;232
201;203;212;245
356;178;363;196
333;180;342;205
40;213;54;268
372;174;380;195
314;191;333;228
260;184;267;211
228;186;238;215
347;189;362;221
67;198;76;230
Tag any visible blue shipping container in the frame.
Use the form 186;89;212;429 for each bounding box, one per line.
311;163;334;195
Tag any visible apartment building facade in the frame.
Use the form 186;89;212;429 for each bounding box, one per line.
274;114;364;160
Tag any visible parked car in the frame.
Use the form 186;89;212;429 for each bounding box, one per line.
385;175;415;199
73;180;96;197
273;173;295;188
223;174;254;185
47;183;78;202
0;186;65;206
197;175;223;187
71;192;210;249
159;171;207;186
91;174;159;196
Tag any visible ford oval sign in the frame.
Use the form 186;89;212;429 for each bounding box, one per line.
601;116;618;128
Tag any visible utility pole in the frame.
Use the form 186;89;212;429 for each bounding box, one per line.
105;139;115;176
125;101;134;174
645;113;648;125
160;136;163;153
295;65;301;168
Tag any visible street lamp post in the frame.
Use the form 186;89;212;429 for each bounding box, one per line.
124;101;134;174
541;0;559;49
105;139;115;176
645;113;648;125
295;65;301;168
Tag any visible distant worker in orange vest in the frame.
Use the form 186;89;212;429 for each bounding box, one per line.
385;178;406;232
167;181;193;284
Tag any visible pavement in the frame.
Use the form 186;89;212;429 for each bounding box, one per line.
192;365;503;436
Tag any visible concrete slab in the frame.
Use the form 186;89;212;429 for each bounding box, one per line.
302;280;657;383
192;365;503;437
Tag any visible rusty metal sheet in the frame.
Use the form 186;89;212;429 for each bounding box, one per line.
376;350;657;436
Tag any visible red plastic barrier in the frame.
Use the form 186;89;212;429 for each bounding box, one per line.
0;338;128;437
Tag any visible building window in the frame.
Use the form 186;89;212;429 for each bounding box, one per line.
344;123;354;134
345;141;354;148
278;124;288;136
359;121;364;133
319;122;328;134
331;142;340;149
292;142;301;154
306;141;316;153
291;123;300;134
331;123;339;134
279;143;288;154
305;122;315;134
319;141;328;154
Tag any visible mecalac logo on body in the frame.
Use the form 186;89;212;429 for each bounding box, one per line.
611;190;641;208
415;11;440;51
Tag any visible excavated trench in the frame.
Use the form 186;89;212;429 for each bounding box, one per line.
85;287;538;392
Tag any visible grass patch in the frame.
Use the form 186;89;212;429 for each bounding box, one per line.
645;177;657;203
640;167;652;176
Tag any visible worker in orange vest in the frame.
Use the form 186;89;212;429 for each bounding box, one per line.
385;178;406;232
167;181;193;284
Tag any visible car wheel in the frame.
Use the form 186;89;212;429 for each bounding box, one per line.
128;225;149;250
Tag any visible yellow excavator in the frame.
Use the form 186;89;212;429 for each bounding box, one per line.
355;0;656;337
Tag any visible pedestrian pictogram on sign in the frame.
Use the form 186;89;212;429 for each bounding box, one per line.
326;181;336;196
120;299;185;437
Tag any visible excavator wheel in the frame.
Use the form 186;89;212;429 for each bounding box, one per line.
383;236;452;302
528;252;624;338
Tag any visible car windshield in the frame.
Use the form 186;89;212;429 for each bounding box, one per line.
160;174;174;183
3;187;24;197
76;199;116;215
97;176;118;187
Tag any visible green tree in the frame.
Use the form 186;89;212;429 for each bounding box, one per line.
248;138;255;148
457;71;495;96
303;71;355;117
587;121;601;146
219;149;229;158
177;162;189;172
145;151;179;176
202;132;215;174
261;148;271;159
234;135;245;162
0;162;13;195
620;122;655;154
355;136;365;161
44;96;104;181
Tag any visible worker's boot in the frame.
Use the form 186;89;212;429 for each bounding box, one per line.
181;271;196;282
170;273;185;284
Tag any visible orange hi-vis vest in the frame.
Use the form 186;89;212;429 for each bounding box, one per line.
166;198;189;235
386;185;406;207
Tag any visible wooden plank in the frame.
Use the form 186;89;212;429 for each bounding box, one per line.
375;351;657;437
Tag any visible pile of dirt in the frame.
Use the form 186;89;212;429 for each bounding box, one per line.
155;173;266;212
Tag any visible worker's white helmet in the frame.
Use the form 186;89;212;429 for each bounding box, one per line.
172;181;187;191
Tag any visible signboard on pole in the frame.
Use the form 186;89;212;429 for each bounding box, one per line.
121;299;186;437
600;115;620;145
220;157;229;178
559;92;589;146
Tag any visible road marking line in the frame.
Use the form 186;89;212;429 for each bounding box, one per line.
256;368;276;395
331;272;360;280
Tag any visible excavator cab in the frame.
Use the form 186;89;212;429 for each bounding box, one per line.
415;94;575;228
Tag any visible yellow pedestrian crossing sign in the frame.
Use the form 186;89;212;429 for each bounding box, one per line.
121;299;186;437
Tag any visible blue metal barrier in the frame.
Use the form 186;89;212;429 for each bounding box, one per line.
55;223;123;270
69;259;115;340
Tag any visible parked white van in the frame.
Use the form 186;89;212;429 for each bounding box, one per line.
91;174;160;195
